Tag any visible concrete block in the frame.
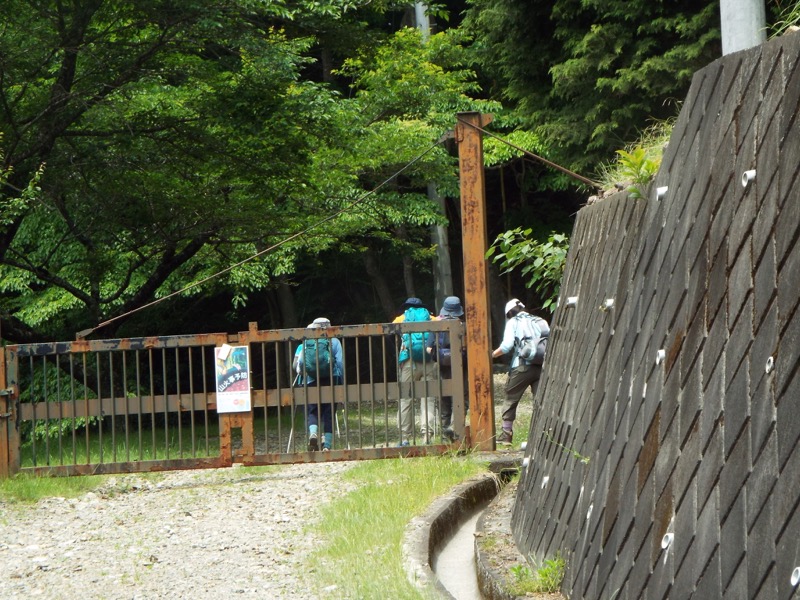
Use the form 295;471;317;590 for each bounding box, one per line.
750;372;777;463
723;559;748;600
700;354;725;452
679;365;703;446
746;493;776;599
720;490;746;589
736;50;763;150
775;496;800;600
673;478;697;566
694;491;721;590
695;548;721;598
752;238;776;328
675;422;701;510
776;370;800;470
773;434;800;538
707;245;728;328
723;352;750;459
727;242;753;332
775;227;800;333
719;425;751;522
697;425;723;509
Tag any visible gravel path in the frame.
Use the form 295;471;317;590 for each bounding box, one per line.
0;462;358;599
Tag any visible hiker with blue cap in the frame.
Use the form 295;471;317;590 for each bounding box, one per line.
395;297;438;445
428;296;468;443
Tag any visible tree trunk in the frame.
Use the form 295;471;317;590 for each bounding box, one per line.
362;249;397;320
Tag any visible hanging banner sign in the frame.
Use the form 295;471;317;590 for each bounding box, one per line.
214;344;251;413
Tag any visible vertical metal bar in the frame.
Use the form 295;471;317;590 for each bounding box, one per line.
268;341;276;454
188;347;196;458
109;351;116;462
162;348;168;460
456;111;496;451
30;355;37;466
136;350;143;461
382;335;390;447
83;352;89;464
201;347;209;456
95;352;103;464
123;351;130;462
148;349;156;459
175;347;182;459
43;355;50;465
70;353;77;466
56;353;63;465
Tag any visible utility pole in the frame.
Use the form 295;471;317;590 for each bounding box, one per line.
456;112;495;451
720;0;767;55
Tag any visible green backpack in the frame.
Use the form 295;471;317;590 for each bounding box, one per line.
303;338;331;378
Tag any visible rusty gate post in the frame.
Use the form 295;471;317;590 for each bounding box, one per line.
0;343;19;477
456;112;495;451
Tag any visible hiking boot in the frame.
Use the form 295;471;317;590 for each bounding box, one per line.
497;429;513;445
308;433;319;452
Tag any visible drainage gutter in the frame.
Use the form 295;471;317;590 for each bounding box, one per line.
402;454;522;599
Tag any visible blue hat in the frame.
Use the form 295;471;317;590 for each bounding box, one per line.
403;297;424;308
439;296;464;317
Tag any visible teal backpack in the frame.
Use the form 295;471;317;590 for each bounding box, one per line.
303;338;331;378
402;306;431;362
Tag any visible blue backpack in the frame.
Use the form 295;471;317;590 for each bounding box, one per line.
303;338;331;378
402;306;431;362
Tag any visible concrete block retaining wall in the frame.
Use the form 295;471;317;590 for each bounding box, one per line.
511;31;800;599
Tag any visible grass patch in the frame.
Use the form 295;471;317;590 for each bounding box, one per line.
306;454;487;599
508;552;566;595
0;471;105;503
595;118;674;195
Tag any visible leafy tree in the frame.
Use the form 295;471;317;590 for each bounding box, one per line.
463;0;721;173
486;228;569;313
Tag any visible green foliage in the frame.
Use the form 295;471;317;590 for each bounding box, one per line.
464;0;720;172
594;116;673;200
508;552;566;595
614;147;660;199
486;228;569;312
770;1;800;36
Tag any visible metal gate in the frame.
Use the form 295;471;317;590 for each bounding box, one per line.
0;320;468;477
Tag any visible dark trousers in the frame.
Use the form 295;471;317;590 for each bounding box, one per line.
500;364;542;425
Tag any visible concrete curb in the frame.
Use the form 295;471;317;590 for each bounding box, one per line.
402;454;522;599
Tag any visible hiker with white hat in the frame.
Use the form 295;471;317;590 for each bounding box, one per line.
293;319;343;451
491;299;549;446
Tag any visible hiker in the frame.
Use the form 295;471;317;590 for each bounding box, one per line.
395;297;438;446
428;296;468;443
491;299;549;446
294;318;343;451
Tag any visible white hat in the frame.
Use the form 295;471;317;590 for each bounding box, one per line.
306;322;321;329
504;299;524;317
312;317;331;328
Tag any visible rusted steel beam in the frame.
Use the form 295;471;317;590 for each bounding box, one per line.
20;456;228;477
456;112;496;451
243;444;451;466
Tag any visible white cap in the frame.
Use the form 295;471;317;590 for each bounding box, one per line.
504;299;524;317
312;317;331;328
